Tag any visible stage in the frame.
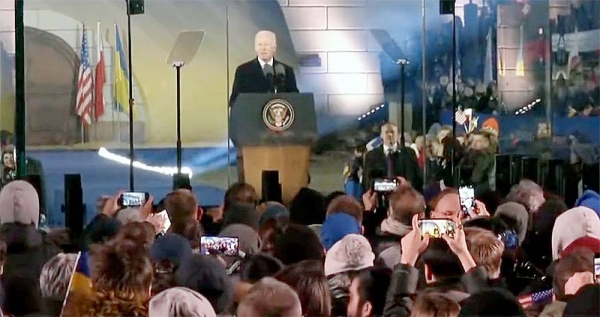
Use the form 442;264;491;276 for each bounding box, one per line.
27;145;345;228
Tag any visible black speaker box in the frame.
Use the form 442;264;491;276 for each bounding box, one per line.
261;170;282;203
173;173;192;190
64;174;84;243
128;0;145;15
519;157;539;184
440;0;456;15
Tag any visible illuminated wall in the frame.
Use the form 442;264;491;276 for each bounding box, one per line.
0;0;15;132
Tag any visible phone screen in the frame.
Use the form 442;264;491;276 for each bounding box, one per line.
418;219;456;238
200;236;239;256
120;192;147;207
373;178;398;193
459;186;475;216
156;210;171;233
594;257;600;278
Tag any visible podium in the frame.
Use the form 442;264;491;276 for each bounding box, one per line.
230;93;317;203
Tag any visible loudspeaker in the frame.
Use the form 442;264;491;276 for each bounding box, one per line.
128;0;145;15
64;174;84;244
173;173;192;191
261;170;282;203
519;157;539;184
495;154;522;196
582;163;600;193
440;0;455;15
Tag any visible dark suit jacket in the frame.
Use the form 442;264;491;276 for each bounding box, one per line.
229;58;299;106
362;145;423;192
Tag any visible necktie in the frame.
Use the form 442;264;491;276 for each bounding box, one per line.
386;149;395;178
263;64;274;77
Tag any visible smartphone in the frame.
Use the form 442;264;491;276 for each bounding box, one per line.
200;236;240;256
594;256;600;278
459;186;475;217
156;210;171;234
418;219;456;238
373;178;398;193
118;192;149;208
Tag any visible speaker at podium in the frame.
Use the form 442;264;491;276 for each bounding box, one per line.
230;93;317;204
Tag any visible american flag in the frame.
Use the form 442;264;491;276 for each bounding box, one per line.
518;289;553;308
75;30;93;125
455;109;467;125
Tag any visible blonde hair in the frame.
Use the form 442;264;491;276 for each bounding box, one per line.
464;227;504;276
411;291;460;317
237;277;302;317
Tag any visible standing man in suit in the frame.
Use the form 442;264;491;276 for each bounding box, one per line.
229;30;299;181
362;122;422;191
229;30;299;106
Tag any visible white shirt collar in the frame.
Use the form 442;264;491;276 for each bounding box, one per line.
383;143;398;154
258;57;274;68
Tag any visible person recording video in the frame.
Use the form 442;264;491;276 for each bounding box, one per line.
362;122;422;192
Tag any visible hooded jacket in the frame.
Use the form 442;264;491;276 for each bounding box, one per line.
0;181;60;284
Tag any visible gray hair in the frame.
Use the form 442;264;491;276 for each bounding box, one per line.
506;179;542;208
116;207;143;224
40;253;78;298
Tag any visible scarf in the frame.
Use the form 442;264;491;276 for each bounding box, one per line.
380;218;412;237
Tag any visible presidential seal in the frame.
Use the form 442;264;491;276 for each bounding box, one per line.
262;99;295;132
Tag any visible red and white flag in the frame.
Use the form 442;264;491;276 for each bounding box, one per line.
455;109;467;125
94;21;106;120
76;27;92;125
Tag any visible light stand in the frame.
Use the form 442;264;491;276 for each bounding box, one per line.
397;59;410;147
174;62;184;173
125;0;135;191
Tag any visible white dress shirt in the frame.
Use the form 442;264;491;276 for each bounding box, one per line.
258;57;274;69
383;143;398;155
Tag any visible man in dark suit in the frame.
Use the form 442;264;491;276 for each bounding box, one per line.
229;30;299;181
362;122;423;191
229;30;299;106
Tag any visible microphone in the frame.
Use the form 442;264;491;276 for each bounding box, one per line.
274;63;286;93
274;63;286;78
263;64;275;92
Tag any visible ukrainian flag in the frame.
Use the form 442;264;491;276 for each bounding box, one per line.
114;25;132;116
61;252;92;316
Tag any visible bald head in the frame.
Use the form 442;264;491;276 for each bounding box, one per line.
255;30;277;62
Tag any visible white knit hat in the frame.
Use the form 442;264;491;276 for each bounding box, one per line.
324;234;374;276
552;206;600;259
0;180;40;228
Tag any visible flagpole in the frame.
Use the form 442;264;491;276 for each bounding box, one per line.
114;23;121;145
80;24;86;145
93;20;101;143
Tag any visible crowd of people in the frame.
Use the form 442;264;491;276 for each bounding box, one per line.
0;157;599;317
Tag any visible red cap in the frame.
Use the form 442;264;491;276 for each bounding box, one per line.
561;236;600;257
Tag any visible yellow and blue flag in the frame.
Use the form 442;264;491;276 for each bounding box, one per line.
114;24;132;116
60;252;92;316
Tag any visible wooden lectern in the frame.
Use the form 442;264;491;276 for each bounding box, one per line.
230;93;317;204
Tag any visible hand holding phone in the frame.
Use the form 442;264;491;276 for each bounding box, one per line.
459;186;475;218
373;178;398;193
418;219;457;239
118;192;149;208
156;210;171;234
200;236;240;257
